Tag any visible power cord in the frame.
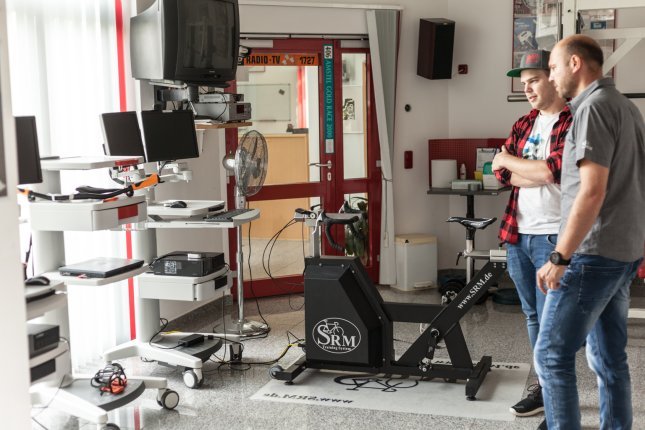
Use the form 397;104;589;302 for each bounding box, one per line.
264;218;306;310
212;93;229;123
260;218;307;307
207;337;302;370
147;252;191;270
148;318;182;350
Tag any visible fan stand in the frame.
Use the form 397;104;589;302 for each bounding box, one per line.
225;193;269;337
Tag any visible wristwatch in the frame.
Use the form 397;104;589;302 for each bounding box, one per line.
549;251;571;266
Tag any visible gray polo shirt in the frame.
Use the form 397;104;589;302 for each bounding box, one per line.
561;78;645;262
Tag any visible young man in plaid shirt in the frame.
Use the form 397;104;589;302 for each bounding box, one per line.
492;50;572;423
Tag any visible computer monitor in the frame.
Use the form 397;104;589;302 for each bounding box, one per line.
15;116;43;185
131;0;240;87
141;110;200;162
100;111;146;157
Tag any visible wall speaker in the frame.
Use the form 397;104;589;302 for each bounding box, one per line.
417;18;455;80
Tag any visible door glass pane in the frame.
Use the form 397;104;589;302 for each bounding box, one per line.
237;64;320;185
341;53;368;180
242;196;320;280
343;192;369;266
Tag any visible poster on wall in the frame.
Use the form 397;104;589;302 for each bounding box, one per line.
342;85;364;134
511;0;539;93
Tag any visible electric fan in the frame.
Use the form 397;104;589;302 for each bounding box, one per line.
223;130;268;209
222;130;269;336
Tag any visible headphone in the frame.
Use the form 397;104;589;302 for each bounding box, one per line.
91;363;128;395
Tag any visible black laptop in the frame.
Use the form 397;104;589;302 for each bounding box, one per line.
59;257;144;278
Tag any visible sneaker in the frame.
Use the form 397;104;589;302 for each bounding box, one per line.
510;383;544;416
537;418;548;429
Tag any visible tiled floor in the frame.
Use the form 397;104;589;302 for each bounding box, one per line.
33;282;645;430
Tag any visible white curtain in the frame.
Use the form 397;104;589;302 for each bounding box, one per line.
6;0;131;370
367;9;399;285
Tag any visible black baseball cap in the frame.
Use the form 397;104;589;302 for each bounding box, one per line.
507;50;551;77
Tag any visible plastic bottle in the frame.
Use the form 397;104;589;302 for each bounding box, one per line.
459;163;466;180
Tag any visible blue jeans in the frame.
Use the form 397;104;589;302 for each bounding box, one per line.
534;254;642;430
506;233;557;349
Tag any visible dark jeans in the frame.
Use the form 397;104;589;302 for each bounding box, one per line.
534;254;642;430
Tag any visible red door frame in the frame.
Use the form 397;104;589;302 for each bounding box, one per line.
227;39;381;299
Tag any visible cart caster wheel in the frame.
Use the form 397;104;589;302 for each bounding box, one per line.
104;424;120;430
157;389;180;410
466;396;476;401
269;365;284;379
182;369;204;389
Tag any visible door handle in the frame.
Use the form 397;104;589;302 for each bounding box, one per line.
309;161;332;170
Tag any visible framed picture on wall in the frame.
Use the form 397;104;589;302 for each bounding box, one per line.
342;85;364;134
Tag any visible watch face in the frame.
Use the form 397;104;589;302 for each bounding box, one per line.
549;251;560;265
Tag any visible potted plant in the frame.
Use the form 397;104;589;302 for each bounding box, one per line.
343;197;368;265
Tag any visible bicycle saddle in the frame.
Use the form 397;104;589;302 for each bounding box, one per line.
446;216;497;230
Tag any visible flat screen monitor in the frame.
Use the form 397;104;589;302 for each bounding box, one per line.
141;110;199;162
15;116;43;185
101;111;146;157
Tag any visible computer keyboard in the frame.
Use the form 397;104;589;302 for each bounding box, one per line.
204;208;253;222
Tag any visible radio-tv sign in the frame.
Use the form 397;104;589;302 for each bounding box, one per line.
242;53;319;66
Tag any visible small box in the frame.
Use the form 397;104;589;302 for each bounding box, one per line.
151;251;225;277
394;234;437;291
483;174;504;189
27;323;60;358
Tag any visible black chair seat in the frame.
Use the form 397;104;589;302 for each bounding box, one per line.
446;216;497;230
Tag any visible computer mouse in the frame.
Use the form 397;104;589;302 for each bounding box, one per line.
25;276;51;286
168;201;188;208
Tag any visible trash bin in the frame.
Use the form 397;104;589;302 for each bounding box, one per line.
393;234;437;291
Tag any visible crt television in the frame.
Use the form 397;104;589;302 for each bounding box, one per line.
100;111;146;158
15;116;43;185
130;0;239;87
141;110;199;162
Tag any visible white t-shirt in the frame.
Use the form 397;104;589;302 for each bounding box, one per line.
516;112;561;234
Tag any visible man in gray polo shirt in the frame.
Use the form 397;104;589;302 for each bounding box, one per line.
535;34;645;430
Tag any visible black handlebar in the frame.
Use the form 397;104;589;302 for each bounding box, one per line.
295;208;366;252
320;213;362;251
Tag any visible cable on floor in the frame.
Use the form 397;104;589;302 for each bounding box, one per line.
260;217;306;310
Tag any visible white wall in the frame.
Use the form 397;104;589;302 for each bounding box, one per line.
0;0;32;425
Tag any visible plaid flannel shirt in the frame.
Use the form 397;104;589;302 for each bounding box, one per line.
495;106;572;244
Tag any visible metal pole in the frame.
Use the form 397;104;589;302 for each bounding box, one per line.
236;225;245;325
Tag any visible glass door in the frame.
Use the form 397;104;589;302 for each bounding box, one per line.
227;39;381;298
